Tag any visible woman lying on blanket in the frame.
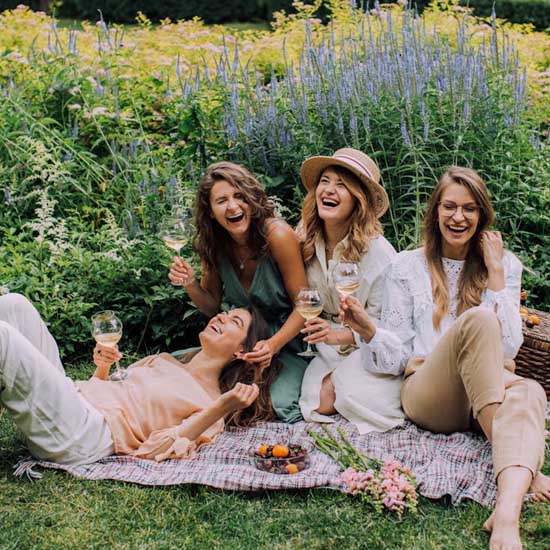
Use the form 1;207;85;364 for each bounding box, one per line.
168;161;309;423
0;293;278;466
339;166;549;550
296;148;404;434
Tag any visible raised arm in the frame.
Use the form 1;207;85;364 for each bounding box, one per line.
170;257;223;317
91;343;122;380
241;220;308;367
133;383;259;461
480;249;523;358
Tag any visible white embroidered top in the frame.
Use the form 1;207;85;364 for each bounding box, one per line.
360;247;524;375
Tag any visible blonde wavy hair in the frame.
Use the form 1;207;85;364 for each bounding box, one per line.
423;166;495;330
300;166;382;264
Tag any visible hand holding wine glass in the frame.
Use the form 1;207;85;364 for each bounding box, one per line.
91;310;126;381
338;294;376;343
295;288;323;357
93;342;122;372
160;212;194;287
168;256;197;287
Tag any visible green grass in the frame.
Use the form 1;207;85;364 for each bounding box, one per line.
1;365;549;549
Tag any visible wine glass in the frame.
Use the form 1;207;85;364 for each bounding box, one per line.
333;262;361;326
91;310;125;381
333;261;361;297
295;288;323;357
160;212;193;286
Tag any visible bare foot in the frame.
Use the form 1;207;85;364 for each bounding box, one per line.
483;506;523;550
528;472;550;503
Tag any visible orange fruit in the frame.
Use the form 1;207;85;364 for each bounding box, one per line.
272;445;290;458
258;445;268;456
520;290;527;301
286;463;299;474
519;307;528;316
528;315;540;326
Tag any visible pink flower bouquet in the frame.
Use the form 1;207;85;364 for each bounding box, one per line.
309;426;418;517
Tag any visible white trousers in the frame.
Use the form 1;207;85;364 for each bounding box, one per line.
0;293;114;465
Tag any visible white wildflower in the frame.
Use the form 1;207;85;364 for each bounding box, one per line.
103;250;122;262
91;106;113;117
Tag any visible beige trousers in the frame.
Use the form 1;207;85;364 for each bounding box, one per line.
401;306;547;479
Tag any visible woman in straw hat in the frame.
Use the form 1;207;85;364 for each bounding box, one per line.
168;161;309;423
339;166;549;548
297;148;405;434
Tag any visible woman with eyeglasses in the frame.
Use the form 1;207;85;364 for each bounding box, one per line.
339;166;549;549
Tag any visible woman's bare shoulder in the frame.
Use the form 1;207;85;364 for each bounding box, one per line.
265;217;297;243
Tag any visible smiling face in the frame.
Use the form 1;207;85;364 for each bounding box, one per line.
437;183;481;259
199;308;252;361
209;180;252;241
315;168;357;225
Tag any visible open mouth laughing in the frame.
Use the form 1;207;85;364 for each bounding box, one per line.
226;213;245;224
320;197;339;208
446;224;469;235
208;322;223;334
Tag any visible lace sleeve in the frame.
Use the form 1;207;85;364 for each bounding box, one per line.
359;261;415;375
480;251;523;359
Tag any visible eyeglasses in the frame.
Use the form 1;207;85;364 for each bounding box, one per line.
438;201;480;219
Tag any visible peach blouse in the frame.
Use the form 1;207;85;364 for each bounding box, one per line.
76;353;223;461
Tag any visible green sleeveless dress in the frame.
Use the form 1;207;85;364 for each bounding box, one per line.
216;253;308;423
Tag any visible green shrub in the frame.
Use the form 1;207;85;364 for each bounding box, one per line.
0;0;296;23
0;205;206;360
414;0;550;30
0;3;548;359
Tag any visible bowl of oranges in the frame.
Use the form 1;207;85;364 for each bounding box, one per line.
252;444;310;474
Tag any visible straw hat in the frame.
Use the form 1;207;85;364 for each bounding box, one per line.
300;148;389;218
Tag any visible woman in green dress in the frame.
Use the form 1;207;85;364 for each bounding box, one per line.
168;161;308;422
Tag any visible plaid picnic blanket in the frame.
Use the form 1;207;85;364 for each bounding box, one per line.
14;418;499;507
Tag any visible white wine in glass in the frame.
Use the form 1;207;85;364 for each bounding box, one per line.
296;304;323;321
93;332;122;347
335;280;360;296
333;262;361;296
160;213;193;285
295;288;323;357
162;235;186;254
91;310;126;381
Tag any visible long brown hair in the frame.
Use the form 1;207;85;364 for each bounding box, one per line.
194;162;276;270
219;306;280;428
423;166;495;329
300;166;382;264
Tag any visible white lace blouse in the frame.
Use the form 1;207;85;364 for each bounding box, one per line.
360;247;524;375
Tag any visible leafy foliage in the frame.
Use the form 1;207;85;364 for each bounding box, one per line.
0;1;549;359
